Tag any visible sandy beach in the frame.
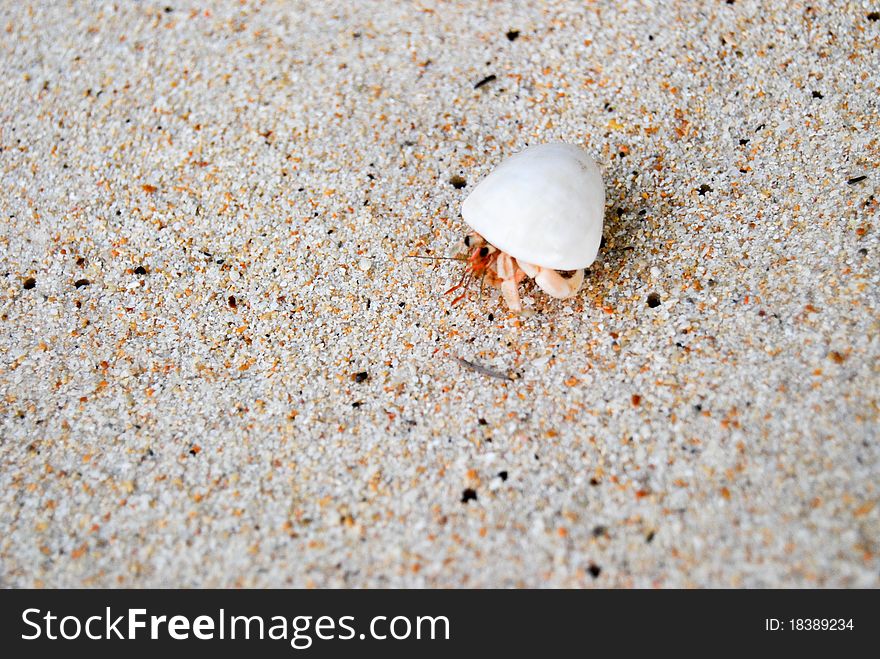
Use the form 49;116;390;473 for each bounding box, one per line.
0;0;877;587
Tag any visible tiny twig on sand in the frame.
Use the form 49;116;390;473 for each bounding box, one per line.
456;357;516;381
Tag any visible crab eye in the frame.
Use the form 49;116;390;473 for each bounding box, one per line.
464;235;471;247
479;246;489;258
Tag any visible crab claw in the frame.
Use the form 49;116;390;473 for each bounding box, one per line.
495;252;524;311
518;261;584;300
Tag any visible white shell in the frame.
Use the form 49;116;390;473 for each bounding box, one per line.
461;143;605;270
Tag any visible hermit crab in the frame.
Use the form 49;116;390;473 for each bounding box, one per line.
447;142;605;312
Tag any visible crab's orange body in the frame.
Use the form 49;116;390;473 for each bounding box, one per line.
445;234;527;308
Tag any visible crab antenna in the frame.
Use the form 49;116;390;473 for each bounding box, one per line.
405;255;467;261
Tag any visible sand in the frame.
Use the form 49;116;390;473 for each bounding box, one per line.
0;0;877;587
